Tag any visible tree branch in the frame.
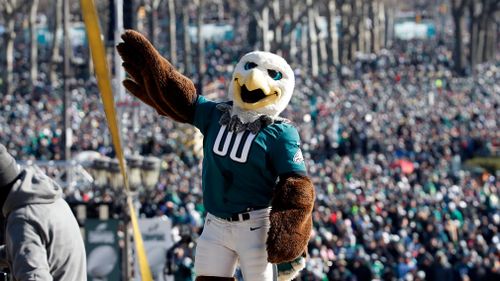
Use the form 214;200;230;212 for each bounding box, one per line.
256;0;270;14
1;0;24;21
280;0;317;37
253;11;262;27
459;0;469;11
269;0;300;30
4;0;13;14
12;1;25;15
487;0;500;14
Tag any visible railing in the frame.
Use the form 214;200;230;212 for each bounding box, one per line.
17;160;94;190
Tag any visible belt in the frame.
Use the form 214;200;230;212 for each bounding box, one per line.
222;212;251;222
220;207;267;222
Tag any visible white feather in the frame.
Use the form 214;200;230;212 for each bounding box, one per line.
228;51;295;123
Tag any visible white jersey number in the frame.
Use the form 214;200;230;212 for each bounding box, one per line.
213;125;257;163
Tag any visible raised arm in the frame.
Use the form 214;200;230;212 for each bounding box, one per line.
116;30;197;123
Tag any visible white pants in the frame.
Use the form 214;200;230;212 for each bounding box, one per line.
194;208;277;281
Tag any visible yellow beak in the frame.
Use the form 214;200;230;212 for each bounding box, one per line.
233;70;281;110
240;70;271;94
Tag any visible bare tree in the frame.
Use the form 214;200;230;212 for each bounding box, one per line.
300;20;308;67
307;0;319;77
261;4;271;51
469;0;482;69
195;0;205;94
384;0;395;47
269;0;316;60
451;0;468;75
316;15;328;74
373;0;381;53
289;3;299;62
271;0;282;55
345;2;356;60
485;7;499;61
29;0;40;88
471;0;500;63
360;0;370;53
148;0;161;45
0;0;24;96
182;1;192;75
246;4;259;49
371;0;386;53
49;0;62;86
336;0;349;64
326;0;340;65
354;0;365;54
469;0;500;69
376;0;386;51
245;1;272;52
168;0;177;65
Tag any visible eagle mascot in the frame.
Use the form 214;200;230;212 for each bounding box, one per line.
117;30;315;281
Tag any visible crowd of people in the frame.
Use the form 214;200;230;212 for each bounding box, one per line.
1;15;499;281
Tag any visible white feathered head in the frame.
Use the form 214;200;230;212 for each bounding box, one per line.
228;51;295;121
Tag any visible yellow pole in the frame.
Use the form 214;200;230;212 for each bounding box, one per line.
80;0;153;280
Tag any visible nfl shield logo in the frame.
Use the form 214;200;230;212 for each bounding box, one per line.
293;149;304;163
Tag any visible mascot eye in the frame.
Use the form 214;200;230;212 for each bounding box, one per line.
244;62;258;70
267;69;282;80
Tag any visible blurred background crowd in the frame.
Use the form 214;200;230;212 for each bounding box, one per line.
0;0;499;280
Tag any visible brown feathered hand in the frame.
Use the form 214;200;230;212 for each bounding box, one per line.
116;30;197;123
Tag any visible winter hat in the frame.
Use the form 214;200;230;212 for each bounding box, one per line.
0;144;20;188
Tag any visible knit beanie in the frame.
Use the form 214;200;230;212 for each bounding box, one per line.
0;144;20;188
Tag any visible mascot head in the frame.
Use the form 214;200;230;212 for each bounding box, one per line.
228;51;295;122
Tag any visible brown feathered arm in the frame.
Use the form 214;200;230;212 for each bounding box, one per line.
267;173;315;264
116;30;197;123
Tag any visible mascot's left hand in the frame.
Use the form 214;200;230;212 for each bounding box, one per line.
267;174;314;264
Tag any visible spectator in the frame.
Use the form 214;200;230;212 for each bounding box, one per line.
0;144;86;280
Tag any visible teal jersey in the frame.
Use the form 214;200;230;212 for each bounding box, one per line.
191;96;307;218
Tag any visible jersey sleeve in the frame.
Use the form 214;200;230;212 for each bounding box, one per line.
270;124;307;176
191;95;217;135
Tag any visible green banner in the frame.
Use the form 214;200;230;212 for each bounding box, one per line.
85;219;121;281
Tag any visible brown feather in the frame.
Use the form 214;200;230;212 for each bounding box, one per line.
267;174;315;264
117;30;197;123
